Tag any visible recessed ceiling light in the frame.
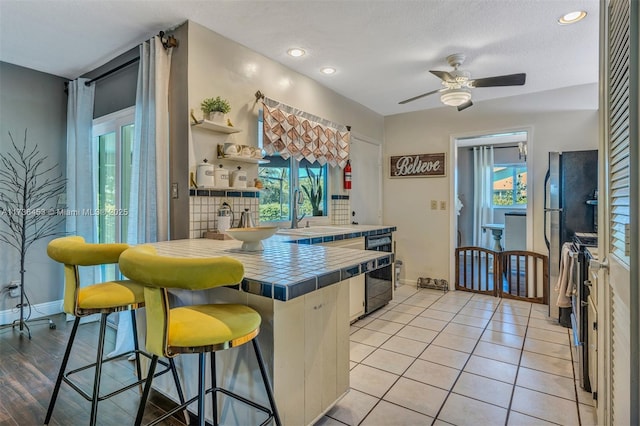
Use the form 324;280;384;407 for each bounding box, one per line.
287;48;305;57
558;10;587;25
320;67;336;75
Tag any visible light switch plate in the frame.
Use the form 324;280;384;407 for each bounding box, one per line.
440;201;446;210
430;200;437;210
171;183;179;199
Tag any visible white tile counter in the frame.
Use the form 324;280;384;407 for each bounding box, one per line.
156;229;394;301
144;228;395;425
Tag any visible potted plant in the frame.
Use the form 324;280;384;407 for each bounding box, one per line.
201;96;231;123
301;166;323;216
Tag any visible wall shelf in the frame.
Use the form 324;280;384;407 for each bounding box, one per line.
217;154;269;164
192;187;261;192
192;119;242;134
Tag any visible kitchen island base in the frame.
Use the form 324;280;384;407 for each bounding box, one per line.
145;279;350;425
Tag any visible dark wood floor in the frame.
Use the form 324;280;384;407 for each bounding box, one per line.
0;313;187;426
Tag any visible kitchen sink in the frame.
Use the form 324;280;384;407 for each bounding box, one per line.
276;226;354;236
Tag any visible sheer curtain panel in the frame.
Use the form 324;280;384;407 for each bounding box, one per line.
473;146;494;248
66;78;98;284
127;37;173;244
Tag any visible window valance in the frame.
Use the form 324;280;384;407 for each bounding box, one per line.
262;97;350;168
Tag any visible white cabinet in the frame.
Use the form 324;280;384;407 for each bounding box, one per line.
319;237;366;322
151;282;350;426
271;280;350;425
348;275;365;322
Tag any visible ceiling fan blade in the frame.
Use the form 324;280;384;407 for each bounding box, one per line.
457;100;473;111
472;73;526;88
429;70;454;81
398;89;442;105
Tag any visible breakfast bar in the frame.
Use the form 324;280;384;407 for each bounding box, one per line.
143;237;394;425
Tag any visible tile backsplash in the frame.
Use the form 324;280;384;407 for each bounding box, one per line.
189;191;350;238
189;190;260;239
331;195;350;225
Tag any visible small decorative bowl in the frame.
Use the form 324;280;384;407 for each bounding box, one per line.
224;226;279;251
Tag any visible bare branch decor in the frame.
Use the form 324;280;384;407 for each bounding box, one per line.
0;129;66;338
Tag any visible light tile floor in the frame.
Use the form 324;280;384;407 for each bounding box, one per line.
316;285;598;426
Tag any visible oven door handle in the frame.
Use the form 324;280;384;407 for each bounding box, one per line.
590;258;609;271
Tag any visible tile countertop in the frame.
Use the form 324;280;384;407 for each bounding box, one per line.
272;224;397;245
150;233;394;302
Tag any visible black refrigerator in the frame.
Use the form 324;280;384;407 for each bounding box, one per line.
544;150;598;324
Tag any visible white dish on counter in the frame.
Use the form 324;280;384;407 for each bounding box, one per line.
225;226;278;251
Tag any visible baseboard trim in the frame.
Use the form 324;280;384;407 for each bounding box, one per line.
0;299;63;326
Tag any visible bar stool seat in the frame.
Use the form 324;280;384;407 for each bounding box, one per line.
169;304;260;348
76;280;145;309
44;236;186;426
119;244;281;426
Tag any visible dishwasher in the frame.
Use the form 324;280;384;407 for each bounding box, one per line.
364;233;393;314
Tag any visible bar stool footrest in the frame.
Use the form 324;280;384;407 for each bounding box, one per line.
146;385;276;426
62;349;173;402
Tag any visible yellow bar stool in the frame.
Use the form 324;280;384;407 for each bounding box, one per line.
44;236;187;426
119;245;281;426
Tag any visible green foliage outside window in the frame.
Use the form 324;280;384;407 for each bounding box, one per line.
493;166;527;206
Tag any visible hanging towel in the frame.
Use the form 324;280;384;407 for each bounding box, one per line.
554;242;575;308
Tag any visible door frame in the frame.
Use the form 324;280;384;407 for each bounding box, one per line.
349;132;383;225
448;127;534;286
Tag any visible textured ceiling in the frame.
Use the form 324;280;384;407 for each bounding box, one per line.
0;0;599;116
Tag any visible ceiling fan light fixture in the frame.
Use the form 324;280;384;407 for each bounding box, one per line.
558;11;587;25
440;89;471;107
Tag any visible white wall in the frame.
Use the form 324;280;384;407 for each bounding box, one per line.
384;83;599;284
186;21;384;190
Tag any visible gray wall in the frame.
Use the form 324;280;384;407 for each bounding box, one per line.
0;61;67;309
82;47;138;119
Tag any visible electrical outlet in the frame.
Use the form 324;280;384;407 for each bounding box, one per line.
430;200;437;210
440;201;446;210
8;280;20;298
171;183;179;199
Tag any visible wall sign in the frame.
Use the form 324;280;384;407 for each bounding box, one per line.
390;153;446;178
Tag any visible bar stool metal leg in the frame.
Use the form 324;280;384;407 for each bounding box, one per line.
197;353;206;426
89;313;109;426
134;355;158;426
210;352;218;426
168;358;189;424
253;339;281;426
130;310;143;381
44;317;80;425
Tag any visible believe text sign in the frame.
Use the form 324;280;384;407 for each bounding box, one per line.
389;153;446;178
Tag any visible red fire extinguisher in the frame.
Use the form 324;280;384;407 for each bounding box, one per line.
344;160;352;190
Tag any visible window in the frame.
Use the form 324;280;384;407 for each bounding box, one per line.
258;157;328;223
493;164;527;207
93;107;134;279
258;156;291;222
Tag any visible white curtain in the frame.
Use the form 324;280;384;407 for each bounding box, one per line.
473;146;494;248
127;37;173;244
65;78;97;284
113;37;172;357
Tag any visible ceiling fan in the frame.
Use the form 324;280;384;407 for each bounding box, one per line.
399;53;526;111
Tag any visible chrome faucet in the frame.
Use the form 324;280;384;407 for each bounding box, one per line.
291;188;306;229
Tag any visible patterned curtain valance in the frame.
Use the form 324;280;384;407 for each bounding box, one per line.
262;97;350;168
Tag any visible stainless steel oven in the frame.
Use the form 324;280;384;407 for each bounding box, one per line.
570;232;597;392
364;233;393;315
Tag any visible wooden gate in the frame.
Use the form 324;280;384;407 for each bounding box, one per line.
455;247;549;304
